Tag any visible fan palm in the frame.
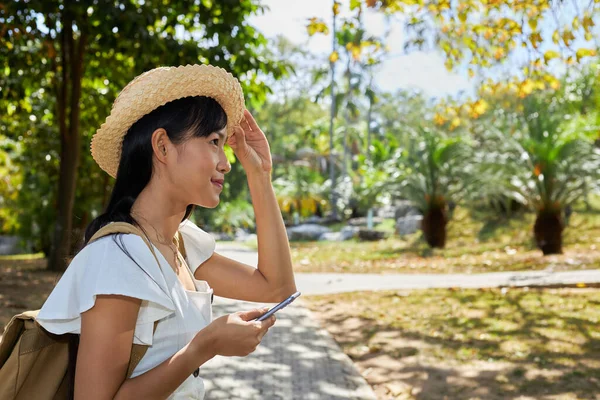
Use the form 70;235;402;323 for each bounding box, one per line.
478;93;600;254
391;126;475;248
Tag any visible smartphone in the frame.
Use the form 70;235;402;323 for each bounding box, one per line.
253;291;301;321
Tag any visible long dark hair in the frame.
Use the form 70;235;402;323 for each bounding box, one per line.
82;96;227;247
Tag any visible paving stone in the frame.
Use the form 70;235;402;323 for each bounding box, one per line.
201;296;376;400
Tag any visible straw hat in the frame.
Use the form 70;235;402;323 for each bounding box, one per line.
91;64;245;178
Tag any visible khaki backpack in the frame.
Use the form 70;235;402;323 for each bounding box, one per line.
0;222;185;400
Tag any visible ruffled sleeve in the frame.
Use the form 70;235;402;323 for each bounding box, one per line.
178;220;216;275
37;234;175;346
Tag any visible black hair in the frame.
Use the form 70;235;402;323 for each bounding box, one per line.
82;96;227;247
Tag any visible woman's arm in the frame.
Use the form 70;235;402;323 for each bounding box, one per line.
247;171;297;299
195;110;297;303
76;295;216;400
77;295;275;400
115;332;214;400
194;172;297;303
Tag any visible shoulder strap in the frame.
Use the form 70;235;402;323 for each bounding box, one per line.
126;322;158;379
175;231;197;288
88;222;164;379
89;222;163;267
176;230;187;260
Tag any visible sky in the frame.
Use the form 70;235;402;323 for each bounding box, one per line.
248;0;474;99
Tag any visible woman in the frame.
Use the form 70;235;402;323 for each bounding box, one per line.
36;65;297;399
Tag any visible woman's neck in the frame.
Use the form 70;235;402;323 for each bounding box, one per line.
131;181;187;243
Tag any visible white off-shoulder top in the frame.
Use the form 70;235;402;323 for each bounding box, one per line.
37;220;216;399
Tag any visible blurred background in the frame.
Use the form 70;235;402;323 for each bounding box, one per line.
1;1;600;398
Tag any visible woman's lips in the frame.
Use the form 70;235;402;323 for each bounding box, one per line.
211;179;224;190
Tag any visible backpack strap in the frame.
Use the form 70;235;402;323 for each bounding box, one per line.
176;231;213;305
88;222;168;379
89;222;164;268
176;230;187;260
175;231;200;290
126;324;158;379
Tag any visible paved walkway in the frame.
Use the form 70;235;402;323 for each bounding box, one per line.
203;243;600;399
202;243;377;399
202;296;376;400
292;269;600;295
216;243;600;295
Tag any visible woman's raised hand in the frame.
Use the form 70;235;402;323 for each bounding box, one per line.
227;110;272;176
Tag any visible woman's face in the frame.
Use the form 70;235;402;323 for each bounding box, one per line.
167;127;231;209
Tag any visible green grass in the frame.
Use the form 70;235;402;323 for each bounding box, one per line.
305;287;600;399
374;218;396;233
0;252;44;261
290;207;600;274
240;236;258;250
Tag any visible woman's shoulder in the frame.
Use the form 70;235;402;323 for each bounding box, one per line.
75;232;159;268
69;232;172;291
37;232;175;339
178;220;213;241
178;220;216;272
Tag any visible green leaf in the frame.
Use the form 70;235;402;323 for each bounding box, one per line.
350;0;362;10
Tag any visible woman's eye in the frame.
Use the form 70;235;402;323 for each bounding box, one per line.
211;139;219;146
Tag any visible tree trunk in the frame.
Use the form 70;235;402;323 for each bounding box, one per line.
342;55;351;179
49;139;81;271
534;210;563;255
421;205;448;248
47;11;87;272
366;76;373;163
328;1;338;221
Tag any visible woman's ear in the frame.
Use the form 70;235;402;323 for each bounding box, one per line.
151;128;170;165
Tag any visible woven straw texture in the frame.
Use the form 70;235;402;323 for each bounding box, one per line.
91;64;245;178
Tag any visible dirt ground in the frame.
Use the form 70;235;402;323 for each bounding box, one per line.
0;259;57;337
304;289;600;400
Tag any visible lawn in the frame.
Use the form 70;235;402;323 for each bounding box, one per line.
304;287;600;399
290;208;600;274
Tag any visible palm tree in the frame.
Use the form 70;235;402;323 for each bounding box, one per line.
391;126;474;248
478;92;600;255
350;158;390;219
273;163;328;223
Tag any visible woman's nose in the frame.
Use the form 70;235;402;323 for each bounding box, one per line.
218;158;231;174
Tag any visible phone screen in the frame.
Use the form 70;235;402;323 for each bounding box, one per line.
253;291;301;321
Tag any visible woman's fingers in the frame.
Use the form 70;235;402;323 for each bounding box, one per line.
241;115;253;133
263;314;276;329
228;126;247;150
257;316;276;342
243;109;261;132
238;307;269;322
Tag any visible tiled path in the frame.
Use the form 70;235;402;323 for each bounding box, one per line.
202;296;377;399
